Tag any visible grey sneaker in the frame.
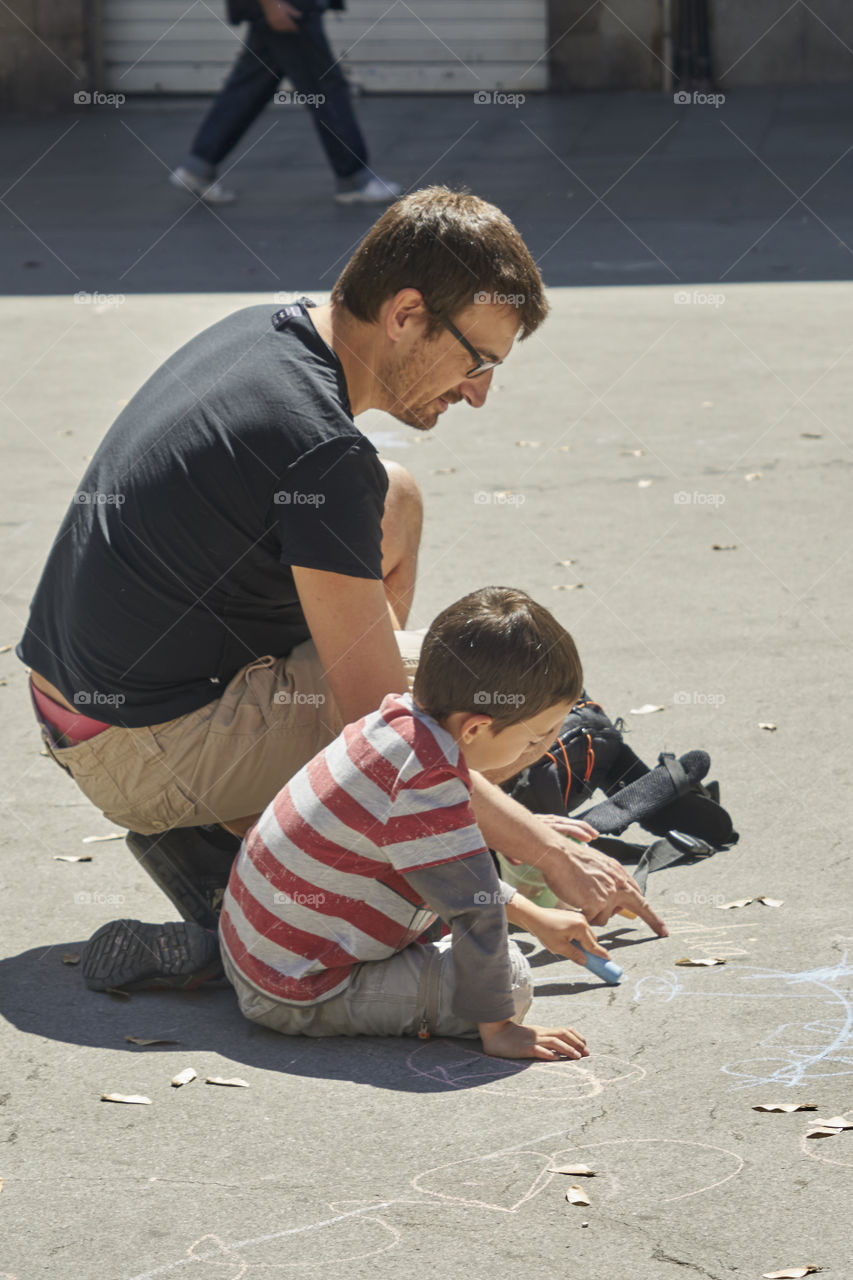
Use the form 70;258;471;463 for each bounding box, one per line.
334;174;401;205
170;165;236;205
82;918;222;992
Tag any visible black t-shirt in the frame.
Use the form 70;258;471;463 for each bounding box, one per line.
17;302;389;727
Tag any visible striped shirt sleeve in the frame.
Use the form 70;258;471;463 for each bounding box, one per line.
402;850;516;1023
380;763;488;873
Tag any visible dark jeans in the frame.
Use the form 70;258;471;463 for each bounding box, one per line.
190;13;368;180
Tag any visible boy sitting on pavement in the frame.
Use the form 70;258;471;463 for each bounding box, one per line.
219;587;612;1060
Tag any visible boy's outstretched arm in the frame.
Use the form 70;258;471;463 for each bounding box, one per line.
505;893;610;967
468;770;668;936
479;1019;589;1061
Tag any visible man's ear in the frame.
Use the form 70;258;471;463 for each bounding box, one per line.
384;288;428;345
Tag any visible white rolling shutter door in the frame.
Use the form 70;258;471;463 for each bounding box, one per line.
102;1;547;94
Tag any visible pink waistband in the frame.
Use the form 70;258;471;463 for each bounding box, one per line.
31;681;112;744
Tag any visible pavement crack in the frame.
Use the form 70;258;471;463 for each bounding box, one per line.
651;1246;726;1280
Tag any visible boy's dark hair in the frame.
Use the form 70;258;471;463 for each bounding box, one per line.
330;186;548;340
413;587;583;731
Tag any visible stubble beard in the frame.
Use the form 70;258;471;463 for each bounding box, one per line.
380;351;446;431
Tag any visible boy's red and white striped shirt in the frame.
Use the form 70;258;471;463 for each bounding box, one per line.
219;692;488;1004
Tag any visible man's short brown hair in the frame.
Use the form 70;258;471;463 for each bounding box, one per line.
330;186;548;339
413;587;582;731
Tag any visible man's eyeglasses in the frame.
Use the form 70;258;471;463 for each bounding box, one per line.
440;317;503;379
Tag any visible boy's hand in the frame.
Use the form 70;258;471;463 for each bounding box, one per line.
526;906;612;968
504;893;611;967
479;1019;589;1061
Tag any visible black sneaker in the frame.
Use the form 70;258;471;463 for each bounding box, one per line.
82;918;222;992
125;827;240;929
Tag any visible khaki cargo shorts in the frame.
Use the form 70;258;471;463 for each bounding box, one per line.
39;631;424;835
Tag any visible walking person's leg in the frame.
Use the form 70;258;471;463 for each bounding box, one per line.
171;23;283;202
272;10;400;202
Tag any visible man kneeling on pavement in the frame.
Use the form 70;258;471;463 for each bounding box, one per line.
17;185;666;1004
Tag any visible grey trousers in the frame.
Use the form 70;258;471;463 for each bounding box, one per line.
221;935;533;1039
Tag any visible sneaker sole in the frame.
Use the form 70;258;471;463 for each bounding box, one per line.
168;171;236;205
82;918;221;992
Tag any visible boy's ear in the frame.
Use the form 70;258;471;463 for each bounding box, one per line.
457;712;494;742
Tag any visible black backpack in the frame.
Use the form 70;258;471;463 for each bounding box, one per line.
504;695;738;892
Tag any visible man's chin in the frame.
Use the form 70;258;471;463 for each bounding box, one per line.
387;404;439;431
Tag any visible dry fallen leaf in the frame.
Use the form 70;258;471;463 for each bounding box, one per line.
515;439;542;447
629;704;664;715
0;644;12;654
809;1116;853;1131
552;583;584;591
756;896;783;908
753;1103;817;1113
554;558;576;566
762;1267;822;1278
745;471;763;481
566;1185;591;1206
550;1165;596;1176
676;957;727;967
54;854;92;863
126;1036;179;1047
171;1067;197;1087
701;400;714;407
717;898;754;910
712;544;737;551
637;479;653;488
621;449;645;456
101;1093;152;1105
205;1076;249;1088
82;832;124;844
433;467;456;474
557;445;572;452
759;723;778;732
62;953;81;966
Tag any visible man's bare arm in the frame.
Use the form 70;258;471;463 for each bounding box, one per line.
292;565;408;726
468;771;668;935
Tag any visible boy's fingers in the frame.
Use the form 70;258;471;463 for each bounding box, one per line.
566;941;593;968
582;929;611;959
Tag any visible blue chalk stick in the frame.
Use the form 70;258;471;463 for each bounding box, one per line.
572;943;623;985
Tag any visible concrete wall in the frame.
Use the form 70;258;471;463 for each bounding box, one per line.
713;0;853;88
0;0;89;112
1;0;851;109
548;0;665;92
547;0;853;91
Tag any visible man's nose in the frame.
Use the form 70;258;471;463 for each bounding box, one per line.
460;368;495;408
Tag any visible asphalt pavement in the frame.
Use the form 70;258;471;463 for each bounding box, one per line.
1;85;852;1280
